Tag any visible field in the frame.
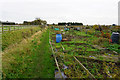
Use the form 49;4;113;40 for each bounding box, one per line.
1;25;120;79
49;25;120;78
2;26;55;78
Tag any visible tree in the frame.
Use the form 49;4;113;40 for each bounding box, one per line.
23;18;47;25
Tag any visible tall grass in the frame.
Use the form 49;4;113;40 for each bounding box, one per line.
2;28;55;78
2;27;41;50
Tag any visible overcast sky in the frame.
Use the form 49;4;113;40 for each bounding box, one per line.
0;0;120;25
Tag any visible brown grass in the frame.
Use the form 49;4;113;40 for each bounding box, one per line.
2;27;47;75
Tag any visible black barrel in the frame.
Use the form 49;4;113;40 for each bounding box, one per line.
111;32;119;44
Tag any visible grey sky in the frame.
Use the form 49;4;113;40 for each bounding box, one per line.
0;0;119;25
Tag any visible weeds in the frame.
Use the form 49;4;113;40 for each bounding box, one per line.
2;27;41;50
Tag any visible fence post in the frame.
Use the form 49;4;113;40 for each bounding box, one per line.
14;26;15;31
18;26;19;30
2;25;4;33
9;26;11;31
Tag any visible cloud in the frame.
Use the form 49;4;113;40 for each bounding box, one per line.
0;0;119;24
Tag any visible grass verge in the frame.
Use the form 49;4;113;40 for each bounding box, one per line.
2;27;41;50
2;28;55;78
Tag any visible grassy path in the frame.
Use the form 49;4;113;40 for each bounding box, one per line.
2;28;55;78
29;28;55;78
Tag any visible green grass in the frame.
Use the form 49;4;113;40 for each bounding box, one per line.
2;27;41;50
107;44;120;53
2;28;55;78
0;26;33;32
29;29;55;78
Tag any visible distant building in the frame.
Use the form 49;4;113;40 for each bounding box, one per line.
0;21;15;25
118;1;120;25
58;22;83;26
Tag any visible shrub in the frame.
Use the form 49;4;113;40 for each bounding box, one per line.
93;37;109;47
93;25;99;30
87;29;95;35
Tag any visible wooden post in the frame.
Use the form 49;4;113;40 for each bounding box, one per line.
9;26;11;31
2;25;4;33
49;32;63;78
17;25;18;30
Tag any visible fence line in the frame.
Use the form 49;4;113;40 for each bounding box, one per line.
0;25;39;33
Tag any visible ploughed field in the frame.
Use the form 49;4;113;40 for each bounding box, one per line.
49;26;120;78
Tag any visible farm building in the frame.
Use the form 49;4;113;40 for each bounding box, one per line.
0;21;15;25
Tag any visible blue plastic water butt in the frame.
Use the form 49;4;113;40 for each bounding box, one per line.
56;34;62;43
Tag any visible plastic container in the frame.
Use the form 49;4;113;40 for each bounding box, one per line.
74;27;80;31
64;28;69;31
61;29;64;31
111;32;119;43
54;28;59;31
76;27;80;31
56;34;62;43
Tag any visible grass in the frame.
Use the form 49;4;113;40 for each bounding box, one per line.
2;27;41;50
107;44;120;53
29;29;55;78
0;26;35;32
2;28;55;78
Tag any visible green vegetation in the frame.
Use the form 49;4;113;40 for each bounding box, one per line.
2;27;41;50
107;44;120;53
23;18;47;25
2;28;55;78
2;25;120;78
49;25;120;78
1;26;35;32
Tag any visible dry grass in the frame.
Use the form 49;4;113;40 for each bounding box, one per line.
2;27;47;55
2;27;47;78
2;27;55;78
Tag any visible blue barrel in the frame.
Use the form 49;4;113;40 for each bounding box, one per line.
56;34;62;43
111;32;119;44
